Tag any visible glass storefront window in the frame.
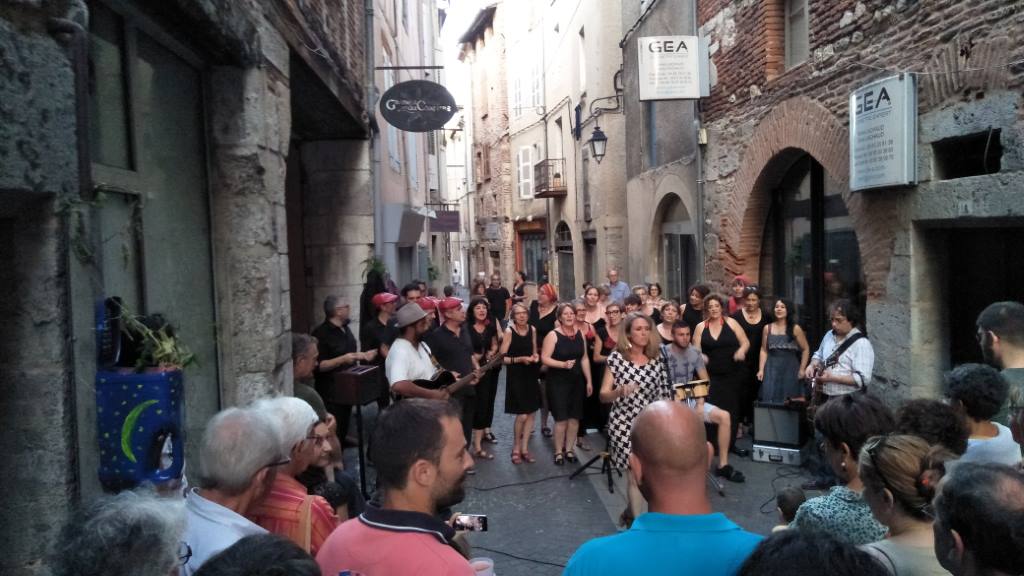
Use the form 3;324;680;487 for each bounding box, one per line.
760;155;865;344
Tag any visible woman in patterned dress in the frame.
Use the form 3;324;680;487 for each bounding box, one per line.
599;312;674;525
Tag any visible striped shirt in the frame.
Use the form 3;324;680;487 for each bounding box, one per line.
247;474;339;556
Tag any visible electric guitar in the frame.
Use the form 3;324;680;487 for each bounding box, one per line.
411;354;504;396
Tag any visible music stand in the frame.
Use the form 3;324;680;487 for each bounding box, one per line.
569;449;618;494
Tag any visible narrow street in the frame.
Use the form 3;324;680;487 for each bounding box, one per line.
346;371;811;576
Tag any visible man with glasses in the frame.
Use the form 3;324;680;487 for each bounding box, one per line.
182;407;285;574
247;397;340;556
976;301;1024;426
802;299;874;490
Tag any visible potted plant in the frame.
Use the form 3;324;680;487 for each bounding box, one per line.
115;304;196;372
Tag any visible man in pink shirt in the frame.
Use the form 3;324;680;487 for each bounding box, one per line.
317;399;476;576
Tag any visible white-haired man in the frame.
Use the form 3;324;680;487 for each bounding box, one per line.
246;397;339;556
182;407;284;574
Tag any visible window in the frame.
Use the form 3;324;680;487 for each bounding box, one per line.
512;74;523;118
933;129;1003;179
785;0;809;68
382;51;401;171
759;155;864;344
578;27;586;94
517;146;534;198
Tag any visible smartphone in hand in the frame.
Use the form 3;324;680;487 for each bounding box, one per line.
453;513;488;532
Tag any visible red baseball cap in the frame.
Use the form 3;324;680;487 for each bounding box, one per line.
417;297;438;311
437;297;463;311
371;292;399;307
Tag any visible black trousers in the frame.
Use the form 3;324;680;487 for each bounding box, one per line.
456;395;475;445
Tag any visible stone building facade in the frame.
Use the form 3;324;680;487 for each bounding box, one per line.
458;5;514;285
690;0;1023;401
0;0;368;573
503;0;627;298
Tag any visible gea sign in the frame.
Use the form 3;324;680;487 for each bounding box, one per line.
849;74;917;191
637;35;707;100
379;80;457;132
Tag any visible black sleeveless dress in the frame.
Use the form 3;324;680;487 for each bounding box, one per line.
470;322;500;429
545;329;585;422
702;319;745;442
581;320;611;434
504;325;540;414
682;304;704;333
732;309;770;424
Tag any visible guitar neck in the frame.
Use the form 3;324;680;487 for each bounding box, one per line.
446;356;503;394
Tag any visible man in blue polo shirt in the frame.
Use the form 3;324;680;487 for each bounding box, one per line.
564;400;762;576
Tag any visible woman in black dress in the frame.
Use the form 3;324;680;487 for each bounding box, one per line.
575;300;607;451
468;297;500;460
680;284;711;333
731;285;770;436
694;293;750;457
530;283;559;437
500;303;540;464
540;303;592;465
511;270;527;305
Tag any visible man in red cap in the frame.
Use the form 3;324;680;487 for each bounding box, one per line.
417;296;441;328
361;292;400;409
424;297;480;445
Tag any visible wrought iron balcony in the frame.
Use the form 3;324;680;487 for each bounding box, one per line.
534;158;568;198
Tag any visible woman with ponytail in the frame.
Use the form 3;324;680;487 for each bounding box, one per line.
858;434;955;576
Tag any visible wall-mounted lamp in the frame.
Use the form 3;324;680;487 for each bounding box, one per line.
588;125;608;164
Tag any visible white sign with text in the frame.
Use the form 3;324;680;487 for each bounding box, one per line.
849;74;917;191
638;36;703;100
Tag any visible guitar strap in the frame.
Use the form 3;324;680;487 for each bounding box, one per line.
824;332;866;369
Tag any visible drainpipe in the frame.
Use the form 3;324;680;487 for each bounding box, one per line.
366;0;383;262
48;15;90;502
690;0;705;282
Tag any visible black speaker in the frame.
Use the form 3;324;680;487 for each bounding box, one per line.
753;402;802;447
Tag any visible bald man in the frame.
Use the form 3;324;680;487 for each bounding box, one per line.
565;401;762;576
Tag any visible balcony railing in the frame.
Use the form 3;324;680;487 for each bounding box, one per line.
534;158;568;198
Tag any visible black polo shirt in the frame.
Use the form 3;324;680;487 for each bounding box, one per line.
485;286;511;319
423;322;475;397
312;319;358;390
360;316;399;359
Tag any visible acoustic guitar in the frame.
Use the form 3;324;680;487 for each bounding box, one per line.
411;354;504;396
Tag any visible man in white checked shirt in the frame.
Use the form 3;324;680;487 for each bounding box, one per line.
802;299;875;490
804;299;874;398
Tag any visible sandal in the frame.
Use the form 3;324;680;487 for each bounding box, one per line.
565;451;578;463
511;451;522;465
521;451;536;463
715;464;746;483
619;508;635;528
542;427;553;438
554;452;565;466
473;449;495;460
484;432;498;444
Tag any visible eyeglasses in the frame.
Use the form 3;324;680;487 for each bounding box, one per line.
264;456;291;468
178;542;193;566
306;434;328;446
606;309;622;315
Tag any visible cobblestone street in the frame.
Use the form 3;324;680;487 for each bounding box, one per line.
348;372;814;576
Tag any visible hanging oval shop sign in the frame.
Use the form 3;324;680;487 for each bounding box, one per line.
379;80;457;132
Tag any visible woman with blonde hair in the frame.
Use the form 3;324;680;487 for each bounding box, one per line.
500;302;540;464
858;434;955;576
599;312;674;525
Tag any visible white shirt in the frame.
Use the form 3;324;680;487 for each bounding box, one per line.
812;328;874;396
961;423;1023;466
385;338;437;387
181;488;266;575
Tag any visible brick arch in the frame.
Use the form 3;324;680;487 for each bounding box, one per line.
723;96;895;298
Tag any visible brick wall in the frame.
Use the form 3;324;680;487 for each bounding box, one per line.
698;0;1024;288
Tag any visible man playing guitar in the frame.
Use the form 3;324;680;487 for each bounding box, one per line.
386;304;448;401
424;298;484;445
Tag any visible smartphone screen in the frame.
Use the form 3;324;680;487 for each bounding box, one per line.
453;513;488;531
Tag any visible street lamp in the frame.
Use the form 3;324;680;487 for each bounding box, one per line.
588;125;608;164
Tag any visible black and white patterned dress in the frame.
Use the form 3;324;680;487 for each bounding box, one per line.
605;350;673;470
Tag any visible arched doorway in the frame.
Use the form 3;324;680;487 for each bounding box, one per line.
757;153;865;344
555;221;575;300
654;194;696;302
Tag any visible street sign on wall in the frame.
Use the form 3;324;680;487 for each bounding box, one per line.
433;210;460;233
849;74;917;191
379;80;457;132
637;35;707;100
